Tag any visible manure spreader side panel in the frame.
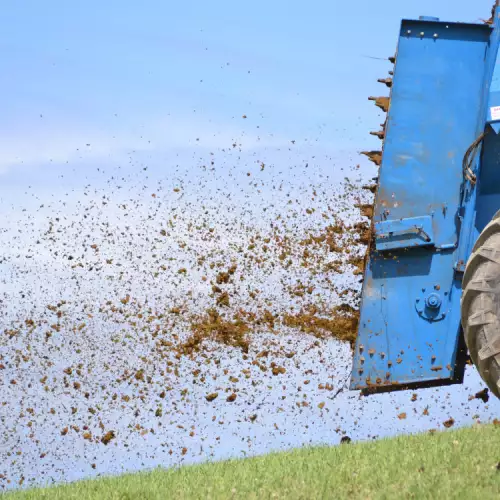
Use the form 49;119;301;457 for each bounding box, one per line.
351;19;495;391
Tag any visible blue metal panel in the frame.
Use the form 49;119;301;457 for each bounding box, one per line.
475;131;500;233
456;9;500;271
487;16;500;127
351;19;496;391
477;9;500;241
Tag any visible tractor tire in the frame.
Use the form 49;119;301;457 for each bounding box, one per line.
461;209;500;399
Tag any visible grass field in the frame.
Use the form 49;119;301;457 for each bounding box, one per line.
2;423;500;499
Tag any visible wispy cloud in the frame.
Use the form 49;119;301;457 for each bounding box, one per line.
0;114;293;176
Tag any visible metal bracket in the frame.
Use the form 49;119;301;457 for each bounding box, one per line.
375;215;435;251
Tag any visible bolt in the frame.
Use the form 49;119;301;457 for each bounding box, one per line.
425;293;441;309
428;296;438;307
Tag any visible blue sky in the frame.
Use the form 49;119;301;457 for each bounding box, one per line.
1;0;495;187
2;0;500;491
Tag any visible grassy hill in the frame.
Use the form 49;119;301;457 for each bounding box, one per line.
3;423;500;499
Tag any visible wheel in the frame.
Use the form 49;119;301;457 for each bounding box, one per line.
461;209;500;399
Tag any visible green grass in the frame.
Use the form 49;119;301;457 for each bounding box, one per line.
3;424;500;499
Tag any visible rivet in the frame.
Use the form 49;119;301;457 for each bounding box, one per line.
407;30;412;34
433;33;438;38
420;32;425;36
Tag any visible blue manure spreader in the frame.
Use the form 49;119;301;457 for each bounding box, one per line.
351;2;500;399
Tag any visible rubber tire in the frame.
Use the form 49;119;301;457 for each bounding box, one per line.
461;209;500;399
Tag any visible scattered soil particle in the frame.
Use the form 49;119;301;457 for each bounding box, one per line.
475;388;489;403
347;256;365;276
271;366;286;376
484;3;496;24
3;152;374;466
355;204;374;219
215;265;237;285
215;292;230;307
282;304;358;345
216;272;231;285
443;418;455;428
179;309;250;355
361;150;382;166
368;96;390;112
